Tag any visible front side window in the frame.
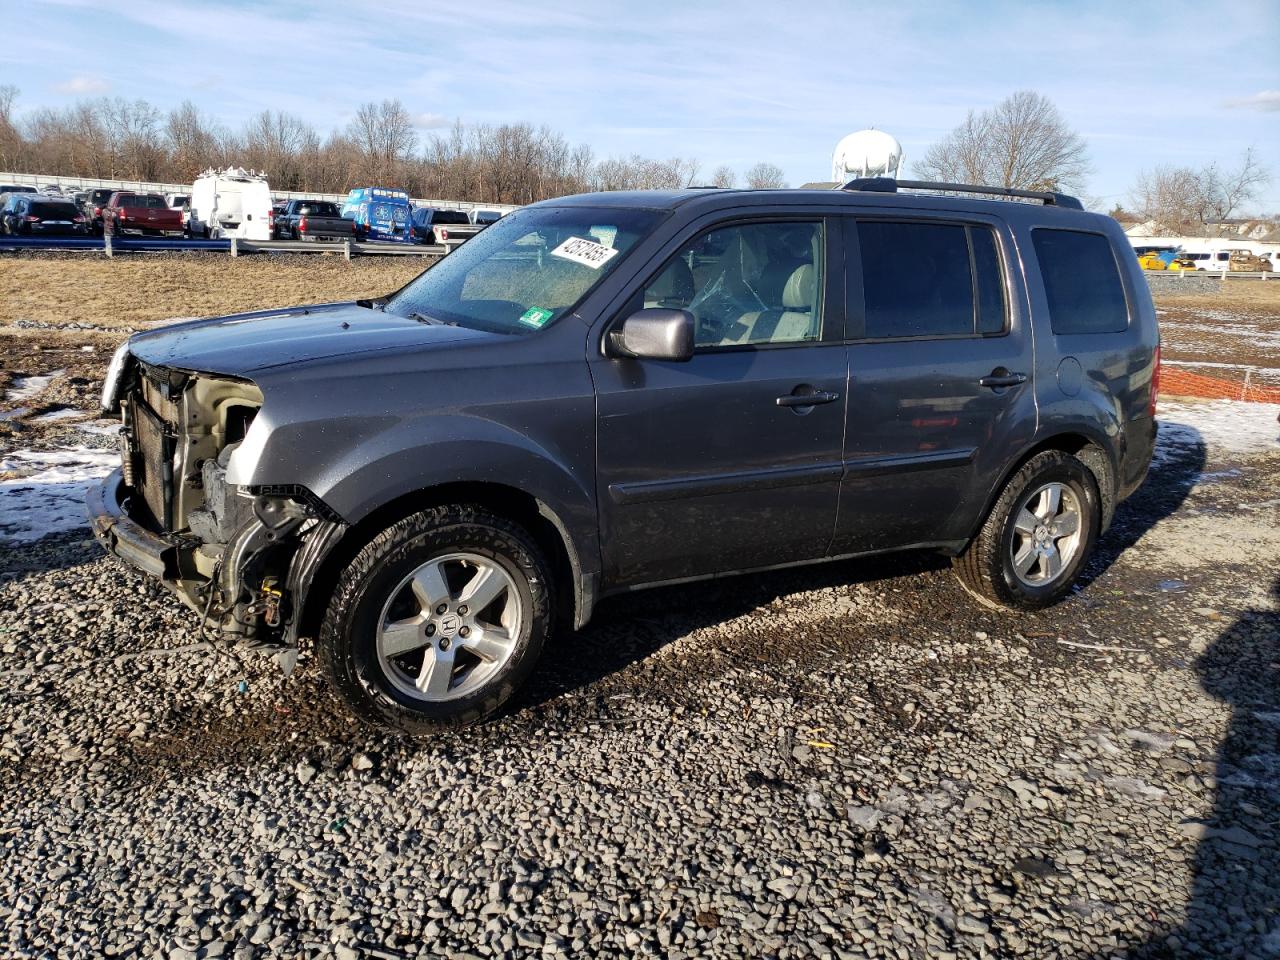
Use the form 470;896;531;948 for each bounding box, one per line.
386;206;664;335
1032;229;1128;335
856;220;1007;339
642;221;824;349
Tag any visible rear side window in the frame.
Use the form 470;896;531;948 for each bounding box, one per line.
856;220;1007;339
1033;229;1128;335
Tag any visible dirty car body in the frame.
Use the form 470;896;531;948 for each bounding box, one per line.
91;181;1159;732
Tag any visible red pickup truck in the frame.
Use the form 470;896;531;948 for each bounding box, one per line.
103;192;184;238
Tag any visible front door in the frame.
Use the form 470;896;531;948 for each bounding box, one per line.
832;214;1037;554
592;218;847;587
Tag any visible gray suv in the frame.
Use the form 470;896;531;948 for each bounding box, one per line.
90;179;1159;733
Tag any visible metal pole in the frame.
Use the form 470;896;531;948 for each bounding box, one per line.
344;240;351;262
230;236;238;258
104;233;112;258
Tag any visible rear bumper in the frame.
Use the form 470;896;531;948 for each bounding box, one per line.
87;468;176;580
1119;414;1159;501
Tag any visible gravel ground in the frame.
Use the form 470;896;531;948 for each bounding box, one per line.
1;259;1279;959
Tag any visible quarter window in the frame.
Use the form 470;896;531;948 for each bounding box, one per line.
855;220;1008;339
642;221;824;349
1033;229;1128;335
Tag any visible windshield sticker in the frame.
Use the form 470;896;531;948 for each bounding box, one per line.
550;236;620;270
518;307;555;328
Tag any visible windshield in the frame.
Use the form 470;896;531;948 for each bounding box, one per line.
385;206;664;334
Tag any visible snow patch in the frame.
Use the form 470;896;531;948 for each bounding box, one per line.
0;447;118;542
1154;399;1280;469
5;369;66;403
30;407;88;423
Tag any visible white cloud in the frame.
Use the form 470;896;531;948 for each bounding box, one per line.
412;112;450;130
1224;90;1280;112
53;75;110;95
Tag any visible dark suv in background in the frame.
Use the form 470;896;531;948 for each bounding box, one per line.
91;179;1159;733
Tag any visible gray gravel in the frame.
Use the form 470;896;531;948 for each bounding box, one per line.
2;404;1278;959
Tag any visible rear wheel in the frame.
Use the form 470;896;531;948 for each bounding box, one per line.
952;450;1101;611
320;505;553;734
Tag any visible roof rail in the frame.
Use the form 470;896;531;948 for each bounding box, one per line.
841;177;1084;211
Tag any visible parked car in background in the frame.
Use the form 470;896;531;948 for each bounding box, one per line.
85;188;116;234
0;184;37;196
189;168;274;240
410;206;481;247
342;187;413;243
1;194;88;235
92;178;1158;734
1229;250;1272;272
470;209;503;226
102;192;184;238
273;199;354;241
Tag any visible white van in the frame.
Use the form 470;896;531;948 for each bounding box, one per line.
1176;239;1259;271
189;168;273;240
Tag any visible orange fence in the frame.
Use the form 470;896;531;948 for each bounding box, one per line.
1163;367;1280;403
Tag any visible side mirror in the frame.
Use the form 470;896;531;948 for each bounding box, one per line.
610;308;695;362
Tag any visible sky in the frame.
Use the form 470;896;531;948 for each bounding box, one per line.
4;0;1279;210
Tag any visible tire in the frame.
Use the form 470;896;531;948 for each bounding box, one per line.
952;450;1101;611
319;504;554;734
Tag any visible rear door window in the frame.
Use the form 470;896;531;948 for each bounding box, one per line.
1032;229;1128;335
854;220;1007;339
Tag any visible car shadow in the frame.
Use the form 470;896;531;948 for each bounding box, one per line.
1077;424;1206;590
511;549;949;718
1097;575;1280;957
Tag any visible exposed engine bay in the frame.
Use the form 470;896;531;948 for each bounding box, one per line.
106;354;342;659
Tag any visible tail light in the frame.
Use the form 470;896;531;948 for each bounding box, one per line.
439;228;449;241
298;216;307;233
1149;344;1160;417
73;215;85;222
351;221;357;234
24;215;39;222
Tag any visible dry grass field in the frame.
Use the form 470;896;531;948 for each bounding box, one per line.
0;251;431;331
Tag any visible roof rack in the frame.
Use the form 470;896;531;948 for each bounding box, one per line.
841;177;1083;211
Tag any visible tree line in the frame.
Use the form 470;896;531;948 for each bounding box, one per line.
0;86;788;202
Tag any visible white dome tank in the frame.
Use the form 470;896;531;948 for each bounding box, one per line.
832;129;903;184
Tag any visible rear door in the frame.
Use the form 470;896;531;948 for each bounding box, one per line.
832;212;1036;554
591;215;848;587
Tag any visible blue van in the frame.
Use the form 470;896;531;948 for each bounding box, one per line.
341;187;413;243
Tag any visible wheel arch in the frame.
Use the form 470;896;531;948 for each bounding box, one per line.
291;481;593;647
967;429;1118;547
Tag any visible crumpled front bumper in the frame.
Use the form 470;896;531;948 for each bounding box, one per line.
86;468;177;580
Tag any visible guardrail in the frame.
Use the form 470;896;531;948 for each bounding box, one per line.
1143;268;1275;280
0;235;445;258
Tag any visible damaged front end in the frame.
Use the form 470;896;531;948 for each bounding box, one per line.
92;349;344;664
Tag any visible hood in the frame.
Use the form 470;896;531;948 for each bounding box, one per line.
126;302;498;377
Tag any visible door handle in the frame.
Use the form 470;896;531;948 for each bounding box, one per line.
777;390;840;407
979;370;1027;389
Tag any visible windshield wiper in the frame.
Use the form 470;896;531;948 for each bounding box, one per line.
409;311;457;326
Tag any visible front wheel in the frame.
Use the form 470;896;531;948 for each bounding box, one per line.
952;450;1101;611
320;505;553;734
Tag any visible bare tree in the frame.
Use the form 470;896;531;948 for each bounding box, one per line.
1130;148;1272;233
710;165;737;188
0;85;19;170
744;161;786;189
915;90;1090;192
348;99;418;185
1203;146;1271;221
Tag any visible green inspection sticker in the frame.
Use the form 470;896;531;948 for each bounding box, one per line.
518;307;555;328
